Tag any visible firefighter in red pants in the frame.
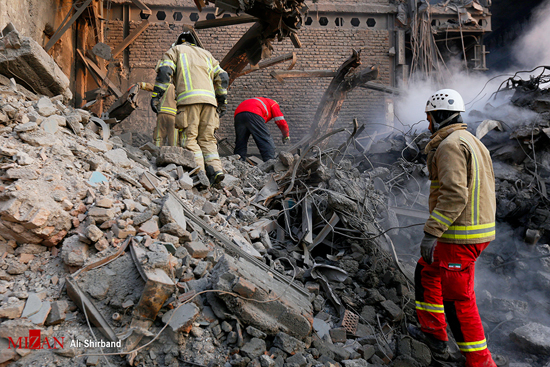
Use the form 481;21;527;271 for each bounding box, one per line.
409;89;497;366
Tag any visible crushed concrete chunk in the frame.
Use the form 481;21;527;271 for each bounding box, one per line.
510;322;550;355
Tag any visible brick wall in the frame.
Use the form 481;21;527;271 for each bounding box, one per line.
104;2;393;150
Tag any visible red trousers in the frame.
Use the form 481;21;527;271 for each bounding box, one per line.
415;241;496;367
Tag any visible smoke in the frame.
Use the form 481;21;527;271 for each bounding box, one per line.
514;0;550;69
394;0;550;134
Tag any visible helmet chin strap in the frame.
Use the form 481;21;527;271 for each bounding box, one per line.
430;112;460;132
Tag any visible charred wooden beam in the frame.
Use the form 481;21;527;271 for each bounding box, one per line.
270;70;336;82
195;15;259;29
44;0;93;52
239;52;296;77
360;82;400;95
77;49;123;98
290;33;302;48
111;20;150;59
288;50;378;151
220;22;264;85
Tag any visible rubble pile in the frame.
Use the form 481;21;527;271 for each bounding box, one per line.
0;81;443;367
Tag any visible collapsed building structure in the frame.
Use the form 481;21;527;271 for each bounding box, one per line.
1;0;550;366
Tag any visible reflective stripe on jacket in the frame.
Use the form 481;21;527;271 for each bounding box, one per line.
157;43;226;107
424;124;496;244
234;97;289;137
158;83;177;116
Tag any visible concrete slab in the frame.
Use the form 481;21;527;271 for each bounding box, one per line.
0;30;72;99
211;255;313;339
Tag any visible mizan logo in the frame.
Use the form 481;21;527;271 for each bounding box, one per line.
8;330;64;350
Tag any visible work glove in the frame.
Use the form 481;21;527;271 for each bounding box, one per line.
150;86;165;114
216;95;227;117
420;232;438;264
282;136;290;145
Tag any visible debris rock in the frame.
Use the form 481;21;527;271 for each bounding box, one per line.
61;235;88;267
162;303;200;333
241;338;267;359
510;322;550;355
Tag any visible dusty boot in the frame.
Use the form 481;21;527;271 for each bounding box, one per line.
206;165;225;185
408;325;449;356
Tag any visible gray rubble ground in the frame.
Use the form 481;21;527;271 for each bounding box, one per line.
2;76;550;367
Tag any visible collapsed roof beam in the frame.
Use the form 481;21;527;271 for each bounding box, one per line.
44;0;93;52
195;15;259;29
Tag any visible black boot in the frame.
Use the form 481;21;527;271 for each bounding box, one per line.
408;325;449;355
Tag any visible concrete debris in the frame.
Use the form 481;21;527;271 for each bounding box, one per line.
0;25;72;99
1;65;550;367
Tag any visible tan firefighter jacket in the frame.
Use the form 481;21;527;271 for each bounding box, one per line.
424;123;496;244
155;43;226;108
158;84;177;116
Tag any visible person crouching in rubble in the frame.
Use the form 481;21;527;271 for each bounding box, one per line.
151;31;229;185
409;89;500;366
233;97;290;162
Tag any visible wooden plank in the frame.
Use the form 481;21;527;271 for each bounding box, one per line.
45;0;93;52
195;15;259;29
270;70;336;82
76;49;123;98
111;20;150;59
194;0;206;11
359;81;400;94
238;52;296;77
290;33;302;48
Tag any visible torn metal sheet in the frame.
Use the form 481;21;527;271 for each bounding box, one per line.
476;119;504;139
254;175;279;203
103;83;141;123
302;197;313;247
90;116;110;141
308;212;340;252
311;265;346;318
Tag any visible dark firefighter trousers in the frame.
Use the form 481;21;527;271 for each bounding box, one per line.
234;111;276;162
415;241;496;367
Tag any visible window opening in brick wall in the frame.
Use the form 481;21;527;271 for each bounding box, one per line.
305;16;313;26
478;19;486;27
173;12;183;21
351;18;360;27
431;19;440;27
206;13;216;20
319;17;328;26
190;13;199;21
366;18;376;27
156;11;166;21
335;17;344;27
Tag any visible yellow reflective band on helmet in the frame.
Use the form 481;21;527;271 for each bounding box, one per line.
159;59;176;70
441;222;495;240
430;210;452;228
415;301;444;313
152;92;158;98
457;339;487;352
431;180;440;189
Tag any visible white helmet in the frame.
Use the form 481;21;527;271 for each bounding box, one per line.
425;89;465;113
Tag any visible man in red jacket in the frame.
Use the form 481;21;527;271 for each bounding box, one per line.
234;97;290;161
